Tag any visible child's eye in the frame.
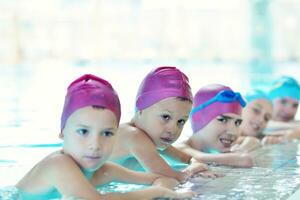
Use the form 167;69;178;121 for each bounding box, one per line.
235;119;242;127
161;114;171;121
177;119;186;126
77;129;89;136
101;131;114;137
217;116;227;123
252;107;260;115
293;103;299;108
280;99;287;105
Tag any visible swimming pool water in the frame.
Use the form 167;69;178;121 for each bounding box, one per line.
1;141;300;199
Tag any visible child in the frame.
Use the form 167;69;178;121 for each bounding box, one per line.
109;66;210;182
177;84;254;167
261;76;300;145
268;76;300;122
16;74;194;200
232;90;272;151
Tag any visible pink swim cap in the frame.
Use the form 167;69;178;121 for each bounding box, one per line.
191;84;246;133
61;74;121;130
136;66;193;110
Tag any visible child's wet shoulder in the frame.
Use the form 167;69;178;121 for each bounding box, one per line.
119;123;146;137
40;151;77;171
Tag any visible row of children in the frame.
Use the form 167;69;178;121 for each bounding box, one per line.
15;66;300;199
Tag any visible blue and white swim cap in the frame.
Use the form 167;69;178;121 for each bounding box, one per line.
268;76;300;101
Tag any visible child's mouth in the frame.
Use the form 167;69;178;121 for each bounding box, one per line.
160;137;173;144
219;138;234;148
84;155;102;160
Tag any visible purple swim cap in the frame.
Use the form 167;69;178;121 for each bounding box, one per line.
136;66;193;110
191;84;245;133
61;74;121;130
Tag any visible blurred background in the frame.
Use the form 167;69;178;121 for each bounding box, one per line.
0;0;300;162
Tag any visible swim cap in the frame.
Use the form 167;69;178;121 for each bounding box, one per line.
268;76;300;101
191;84;246;133
136;66;193;110
245;89;269;103
61;74;121;130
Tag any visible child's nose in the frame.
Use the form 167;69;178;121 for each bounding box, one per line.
227;124;239;135
88;136;101;151
166;121;178;133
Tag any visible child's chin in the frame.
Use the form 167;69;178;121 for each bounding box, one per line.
83;163;104;172
157;145;169;151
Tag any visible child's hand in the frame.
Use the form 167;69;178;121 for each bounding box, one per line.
197;170;223;179
177;171;190;183
181;158;208;177
182;158;208;178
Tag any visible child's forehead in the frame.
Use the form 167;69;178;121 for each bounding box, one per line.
150;97;192;112
251;99;273;108
155;97;191;106
216;113;242;120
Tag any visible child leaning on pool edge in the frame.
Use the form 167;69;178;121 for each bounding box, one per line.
110;66;215;182
15;74;194;200
177;84;254;167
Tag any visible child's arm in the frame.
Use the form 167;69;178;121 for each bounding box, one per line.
231;136;261;152
127;130;188;182
178;143;254;167
164;145;193;163
93;162;179;189
164;145;209;174
262;128;300;145
45;155;193;200
262;127;300;145
265;120;300;133
44;155;106;199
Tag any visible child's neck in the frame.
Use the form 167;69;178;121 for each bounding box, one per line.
81;168;95;180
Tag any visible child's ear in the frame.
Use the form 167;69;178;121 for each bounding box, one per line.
134;110;142;119
137;110;143;116
59;132;64;139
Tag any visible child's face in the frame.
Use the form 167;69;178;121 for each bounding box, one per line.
272;97;298;122
137;97;192;150
61;106;118;171
197;113;242;153
241;99;272;137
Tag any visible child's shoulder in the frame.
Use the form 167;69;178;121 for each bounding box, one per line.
118;123;153;146
16;151;77;190
38;151;78;173
119;123;148;138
